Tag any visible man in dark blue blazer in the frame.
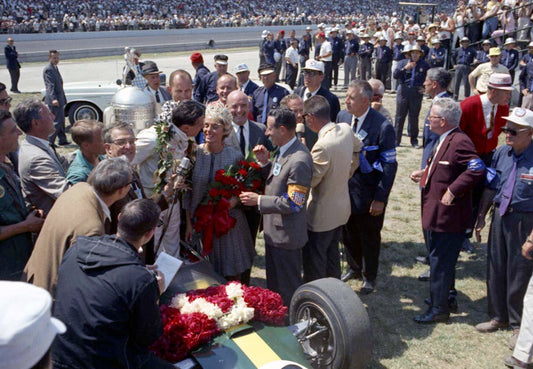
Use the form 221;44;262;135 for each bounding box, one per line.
190;52;210;101
294;59;340;150
4;38;20;93
337;80;397;294
43;50;68;146
235;63;259;98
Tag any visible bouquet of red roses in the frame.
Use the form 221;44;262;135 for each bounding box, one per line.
194;159;263;256
150;282;287;363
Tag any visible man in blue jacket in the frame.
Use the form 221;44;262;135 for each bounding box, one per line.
4;38;20;93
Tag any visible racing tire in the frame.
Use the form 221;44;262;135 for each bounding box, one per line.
68;102;102;125
290;278;372;369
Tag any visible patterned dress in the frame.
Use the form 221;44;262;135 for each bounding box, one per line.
185;144;255;277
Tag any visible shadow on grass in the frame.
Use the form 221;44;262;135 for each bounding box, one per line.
347;240;490;367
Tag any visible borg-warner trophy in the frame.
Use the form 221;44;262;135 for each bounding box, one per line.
103;47;155;133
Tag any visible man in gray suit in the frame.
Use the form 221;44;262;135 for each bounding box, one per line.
142;61;171;104
13;98;69;215
43;50;69;146
240;108;313;305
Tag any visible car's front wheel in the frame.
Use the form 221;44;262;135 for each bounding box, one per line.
290;278;372;369
68;102;102;125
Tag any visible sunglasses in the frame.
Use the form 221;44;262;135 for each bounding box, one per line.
0;97;12;105
501;126;529;136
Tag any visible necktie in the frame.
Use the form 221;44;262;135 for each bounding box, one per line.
421;143;438;188
155;90;160;103
352;117;359;133
305;92;312;100
410;63;416;87
378;47;382;60
262;90;269;124
499;153;522;216
487;105;495;139
239;125;246;156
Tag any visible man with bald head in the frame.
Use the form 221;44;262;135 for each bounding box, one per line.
215;74;238;106
167;69;193;102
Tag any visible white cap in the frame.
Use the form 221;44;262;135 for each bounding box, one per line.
394;32;404;40
0;282;66;369
528;41;533;48
234;63;249;73
261;30;268;38
318;23;326;28
504;37;516;46
331;27;339;32
303;59;325;73
503;107;533;128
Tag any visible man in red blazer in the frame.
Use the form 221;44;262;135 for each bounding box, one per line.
410;97;485;323
459;73;512;250
460;73;512;163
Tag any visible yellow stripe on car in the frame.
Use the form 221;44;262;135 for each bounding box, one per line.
232;331;281;368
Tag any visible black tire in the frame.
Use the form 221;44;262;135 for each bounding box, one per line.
290;278;372;369
68;102;102;125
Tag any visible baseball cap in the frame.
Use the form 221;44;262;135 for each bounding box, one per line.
460;37;470;43
0;281;66;369
482;39;491;45
502;107;533;128
234;63;249;74
487;73;514;91
303;59;325;74
258;63;276;75
214;54;228;65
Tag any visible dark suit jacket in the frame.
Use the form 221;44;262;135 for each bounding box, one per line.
4;45;20;70
243;80;259;97
43;62;66;106
294;86;341;150
248;120;273;151
193;64;210;98
421;128;485;233
336;108;397;214
260;139;313;249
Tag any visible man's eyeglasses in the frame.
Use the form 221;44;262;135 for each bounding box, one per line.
428;115;443;120
0;97;12;105
111;138;136;147
501;126;530;136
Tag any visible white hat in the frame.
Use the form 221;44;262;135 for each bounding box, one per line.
503;107;533;128
361;33;370;38
303;59;325;74
261;30;268;38
306;26;311;31
482;39;491;45
378;36;387;42
0;282;66;369
318;23;326;28
331;27;339;32
431;38;441;45
487;73;514;91
234;63;249;73
528;41;533;48
394;32;404;40
416;36;425;42
460;36;470;43
504;37;516;46
346;30;355;35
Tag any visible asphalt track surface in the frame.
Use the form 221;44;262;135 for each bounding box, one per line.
8;26;309;54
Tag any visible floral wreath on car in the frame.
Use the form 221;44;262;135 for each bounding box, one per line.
150;281;288;362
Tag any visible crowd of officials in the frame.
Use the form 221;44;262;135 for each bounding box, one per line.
0;2;533;369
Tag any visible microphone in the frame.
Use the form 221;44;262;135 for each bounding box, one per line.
296;123;305;140
174;157;191;189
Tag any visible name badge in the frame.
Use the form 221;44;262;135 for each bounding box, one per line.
357;129;368;141
273;163;282;176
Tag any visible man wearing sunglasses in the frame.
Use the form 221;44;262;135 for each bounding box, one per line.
474;107;533;354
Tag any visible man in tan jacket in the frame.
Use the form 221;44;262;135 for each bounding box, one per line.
23;157;132;296
302;95;362;282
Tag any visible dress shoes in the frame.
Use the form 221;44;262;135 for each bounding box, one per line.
418;269;430;281
341;269;361;282
424;297;458;313
415;256;429;265
461;238;475;253
360;280;375;295
413;310;449;324
504;354;533;368
509;328;520;350
475;319;509;333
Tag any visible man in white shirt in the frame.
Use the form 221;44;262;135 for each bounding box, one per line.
317;32;332;89
285;39;299;90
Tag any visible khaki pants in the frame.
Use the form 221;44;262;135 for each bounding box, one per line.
514;272;533;364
